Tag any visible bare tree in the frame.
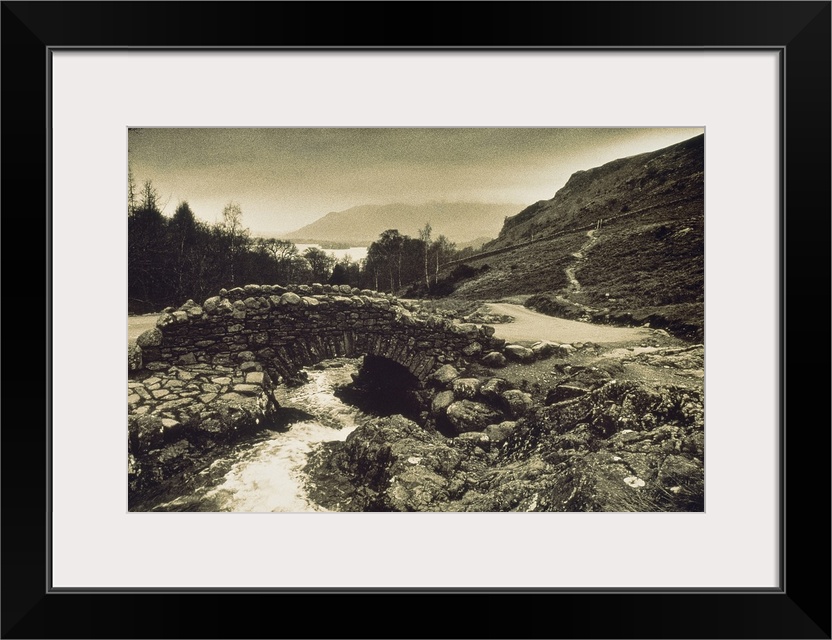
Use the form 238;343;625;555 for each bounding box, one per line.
433;235;455;284
139;179;160;213
419;222;432;288
220;201;249;285
128;167;137;215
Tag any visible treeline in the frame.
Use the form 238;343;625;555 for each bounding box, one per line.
346;223;482;296
128;178;477;313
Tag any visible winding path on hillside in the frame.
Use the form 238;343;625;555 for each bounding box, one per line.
483;302;654;344
564;229;600;293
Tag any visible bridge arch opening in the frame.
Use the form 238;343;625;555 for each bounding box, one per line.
333;354;424;420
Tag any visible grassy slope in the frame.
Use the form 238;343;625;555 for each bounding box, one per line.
449;232;587;300
490;133;704;246
443;135;704;341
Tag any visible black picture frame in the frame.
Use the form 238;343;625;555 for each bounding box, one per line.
3;2;829;638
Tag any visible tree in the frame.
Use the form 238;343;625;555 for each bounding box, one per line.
303;247;336;283
329;260;350;285
377;229;405;291
139;179;161;214
128;179;167;308
432;235;456;284
258;238;299;284
127;167;137;215
220;201;250;285
419;222;432;288
169;201;199;300
364;243;384;291
287;254;313;284
329;255;361;287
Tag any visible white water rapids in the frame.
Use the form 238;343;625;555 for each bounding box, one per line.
152;358;365;512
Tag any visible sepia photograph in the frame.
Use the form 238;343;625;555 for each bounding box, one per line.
127;127;705;513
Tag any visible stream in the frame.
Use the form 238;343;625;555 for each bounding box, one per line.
151;358;367;512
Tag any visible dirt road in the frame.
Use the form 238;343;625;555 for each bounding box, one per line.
483;302;655;344
128;315;158;344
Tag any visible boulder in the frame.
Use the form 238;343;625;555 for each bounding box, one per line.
531;341;560;359
481;351;507;368
430;391;455;417
280;292;302;305
558;343;576;356
451;378;481;400
184;303;204;318
479;325;496;338
658;455;702;487
203;296;222;314
128;415;165;454
136;328;163;348
484;421;517;446
429;364;460;386
318;415;462;511
455;323;480;339
128;344;143;371
479;377;512;401
446;400;504;434
462;341;482;356
504;344;535;362
500;389;534;418
386;466;450;512
231;300;247;319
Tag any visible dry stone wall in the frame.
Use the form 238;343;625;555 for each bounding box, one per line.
134;283;502;385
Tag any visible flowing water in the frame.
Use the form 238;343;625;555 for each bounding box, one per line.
151;358;367;512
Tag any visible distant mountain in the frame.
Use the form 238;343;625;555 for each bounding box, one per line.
282;202;523;246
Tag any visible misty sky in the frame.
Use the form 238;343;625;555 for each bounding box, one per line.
128;127;704;237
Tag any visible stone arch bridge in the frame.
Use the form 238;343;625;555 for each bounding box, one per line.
133;283;502;386
129;283;507;497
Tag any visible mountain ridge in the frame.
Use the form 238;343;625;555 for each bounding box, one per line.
282;201;525;246
487;133;704;249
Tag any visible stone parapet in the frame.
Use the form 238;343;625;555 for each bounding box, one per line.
133;283;500;385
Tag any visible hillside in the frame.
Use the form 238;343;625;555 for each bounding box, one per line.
283;202;523;246
443;134;705;341
487;133;704;248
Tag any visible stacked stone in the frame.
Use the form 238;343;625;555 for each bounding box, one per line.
128;361;272;420
481;340;575;369
425;364;533;449
127;356;279;499
133;283;503;385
